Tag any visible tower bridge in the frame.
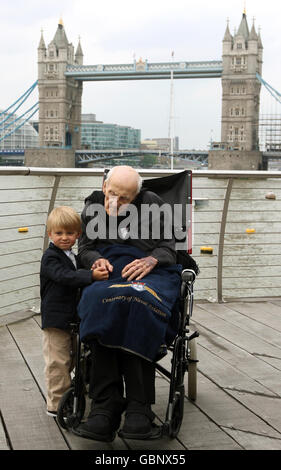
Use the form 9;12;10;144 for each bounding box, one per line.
3;11;281;170
65;60;223;81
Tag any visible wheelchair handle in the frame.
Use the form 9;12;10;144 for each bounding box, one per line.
181;269;196;284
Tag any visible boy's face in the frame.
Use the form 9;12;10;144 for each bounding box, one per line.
48;227;80;251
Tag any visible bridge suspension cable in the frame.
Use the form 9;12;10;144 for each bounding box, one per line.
256;73;281;105
0;104;39;144
0;81;38;124
0;103;39;133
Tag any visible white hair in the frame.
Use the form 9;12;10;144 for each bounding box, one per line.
105;166;143;194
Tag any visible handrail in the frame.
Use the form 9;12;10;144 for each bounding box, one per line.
1;166;281;178
1;167;281;313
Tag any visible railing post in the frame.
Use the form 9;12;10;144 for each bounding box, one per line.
43;175;61;251
217;178;233;303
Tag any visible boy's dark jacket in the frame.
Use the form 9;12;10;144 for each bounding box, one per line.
40;242;93;330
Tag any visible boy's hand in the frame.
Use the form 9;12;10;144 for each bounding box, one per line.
92;266;109;281
91;258;113;273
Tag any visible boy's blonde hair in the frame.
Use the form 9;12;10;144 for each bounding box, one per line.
47;206;81;233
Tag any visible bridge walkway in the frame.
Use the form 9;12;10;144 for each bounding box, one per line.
1;297;281;452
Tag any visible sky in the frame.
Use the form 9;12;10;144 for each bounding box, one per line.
1;0;281;149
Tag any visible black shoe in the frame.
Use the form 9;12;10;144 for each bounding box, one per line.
118;403;162;440
73;413;119;442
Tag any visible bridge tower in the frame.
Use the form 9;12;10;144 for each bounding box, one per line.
209;11;264;170
26;20;83;167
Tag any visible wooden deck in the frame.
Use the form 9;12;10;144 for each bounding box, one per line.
1;298;281;452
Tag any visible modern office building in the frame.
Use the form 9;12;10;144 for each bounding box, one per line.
81;114;141;150
0;110;39;150
141;137;179;151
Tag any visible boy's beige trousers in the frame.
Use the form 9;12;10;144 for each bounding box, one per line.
42;328;76;412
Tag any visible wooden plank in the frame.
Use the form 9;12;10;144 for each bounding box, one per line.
196;321;281;396
8;318;129;451
226;390;281;436
153;370;241;450
0;325;68;450
203;302;281;349
0;416;9;450
193;304;281;359
197;343;277;396
221;427;281;450
227;302;281;332
195;371;281;439
0;309;36;327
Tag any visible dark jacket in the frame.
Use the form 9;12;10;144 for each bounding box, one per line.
78;189;177;270
40;242;93;330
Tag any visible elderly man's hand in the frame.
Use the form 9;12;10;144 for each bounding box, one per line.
91;258;113;273
122;256;158;281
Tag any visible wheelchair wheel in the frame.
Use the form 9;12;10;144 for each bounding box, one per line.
57;387;86;430
169;385;185;438
188;338;197;401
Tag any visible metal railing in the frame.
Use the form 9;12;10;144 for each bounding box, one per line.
1;167;281;317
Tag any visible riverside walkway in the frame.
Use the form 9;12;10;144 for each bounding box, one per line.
1;297;281;451
1;167;281;452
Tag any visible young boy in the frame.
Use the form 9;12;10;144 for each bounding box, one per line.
40;206;108;417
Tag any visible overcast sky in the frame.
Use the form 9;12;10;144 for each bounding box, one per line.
1;0;281;149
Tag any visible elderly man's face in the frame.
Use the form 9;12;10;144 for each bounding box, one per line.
103;177;138;216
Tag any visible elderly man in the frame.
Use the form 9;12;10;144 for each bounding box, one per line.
75;165;180;441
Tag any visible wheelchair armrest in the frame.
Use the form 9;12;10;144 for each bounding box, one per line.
181;269;196;284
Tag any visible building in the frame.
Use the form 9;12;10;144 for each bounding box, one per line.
0;110;39;150
141;137;179;151
209;11;263;170
37;19;83;149
81;114;141;149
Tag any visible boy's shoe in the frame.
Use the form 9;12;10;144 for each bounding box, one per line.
46;410;57;418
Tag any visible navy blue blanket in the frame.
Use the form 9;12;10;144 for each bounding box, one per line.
78;245;181;361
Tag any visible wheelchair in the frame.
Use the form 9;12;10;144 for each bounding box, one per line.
57;170;200;439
